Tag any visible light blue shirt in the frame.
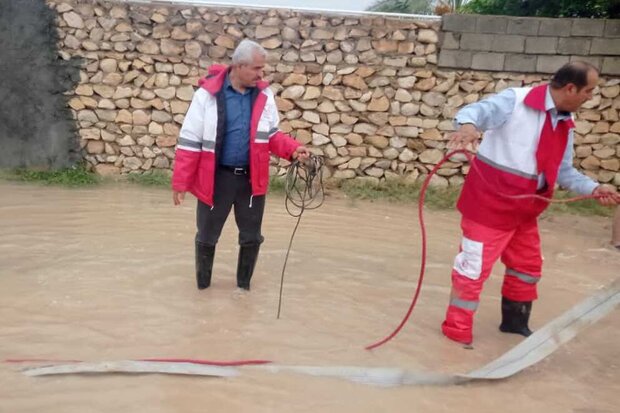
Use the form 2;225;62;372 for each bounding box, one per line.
455;87;598;195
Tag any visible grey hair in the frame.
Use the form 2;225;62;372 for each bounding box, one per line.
232;39;267;65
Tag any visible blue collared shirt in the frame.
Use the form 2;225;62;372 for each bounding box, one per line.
219;75;253;167
455;87;598;195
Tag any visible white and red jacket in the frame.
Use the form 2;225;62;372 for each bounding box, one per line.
172;65;301;206
457;84;596;229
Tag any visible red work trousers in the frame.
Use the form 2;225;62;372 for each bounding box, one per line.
441;217;542;344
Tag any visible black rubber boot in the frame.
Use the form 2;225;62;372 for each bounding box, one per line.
236;244;260;290
499;297;533;337
195;241;215;290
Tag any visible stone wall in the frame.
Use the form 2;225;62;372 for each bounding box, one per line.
47;0;620;189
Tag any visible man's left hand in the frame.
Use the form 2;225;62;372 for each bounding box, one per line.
593;184;620;206
292;146;310;160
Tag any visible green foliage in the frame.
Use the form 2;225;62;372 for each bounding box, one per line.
268;175;286;194
463;0;620;18
336;178;613;217
438;0;471;10
1;165;99;187
125;170;172;187
367;0;433;14
367;0;472;13
339;178;461;209
545;190;614;217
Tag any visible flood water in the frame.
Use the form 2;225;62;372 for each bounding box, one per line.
1;181;618;412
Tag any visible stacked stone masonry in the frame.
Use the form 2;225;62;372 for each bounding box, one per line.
48;0;620;189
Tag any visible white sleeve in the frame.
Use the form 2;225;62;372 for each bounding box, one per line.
265;88;281;135
177;88;207;152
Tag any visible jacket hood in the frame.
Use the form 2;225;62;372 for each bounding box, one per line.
198;64;269;94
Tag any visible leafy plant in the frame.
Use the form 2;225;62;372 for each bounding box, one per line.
125;170;172;187
2;164;99;187
367;0;434;14
367;0;471;14
462;0;620;18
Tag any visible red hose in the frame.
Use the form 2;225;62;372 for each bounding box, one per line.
365;150;457;350
365;149;604;350
138;358;272;366
5;357;272;366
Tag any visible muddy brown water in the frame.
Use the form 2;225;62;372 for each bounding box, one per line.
1;181;618;412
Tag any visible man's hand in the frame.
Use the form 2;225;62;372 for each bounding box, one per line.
292;146;310;161
173;190;186;206
448;123;482;150
593;184;620;206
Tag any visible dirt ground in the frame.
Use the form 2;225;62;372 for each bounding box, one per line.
0;180;618;412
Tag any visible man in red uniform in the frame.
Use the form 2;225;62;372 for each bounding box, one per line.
172;40;308;291
443;62;619;344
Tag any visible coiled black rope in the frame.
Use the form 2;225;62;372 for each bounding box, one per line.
277;154;325;319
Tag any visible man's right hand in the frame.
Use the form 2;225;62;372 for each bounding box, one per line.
593;185;620;206
448;123;482;150
173;191;186;206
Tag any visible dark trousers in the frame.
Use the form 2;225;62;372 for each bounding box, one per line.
196;167;265;247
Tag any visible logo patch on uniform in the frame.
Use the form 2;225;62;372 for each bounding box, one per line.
453;236;483;280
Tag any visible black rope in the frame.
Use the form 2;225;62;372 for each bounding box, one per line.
277;154;325;319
